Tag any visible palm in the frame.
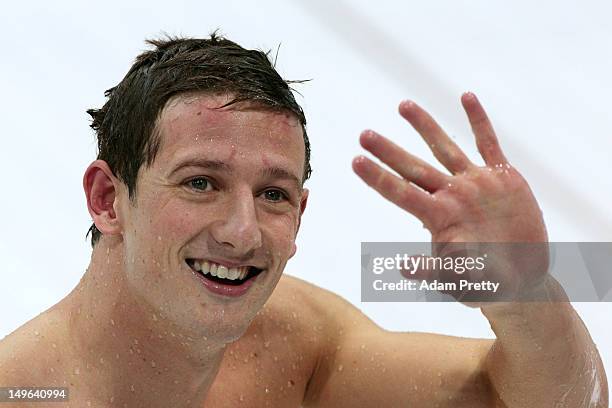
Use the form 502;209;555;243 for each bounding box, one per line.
430;165;546;244
353;93;548;302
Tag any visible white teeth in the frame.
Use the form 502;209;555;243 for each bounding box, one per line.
190;259;253;281
210;263;218;277
228;267;240;280
217;265;228;279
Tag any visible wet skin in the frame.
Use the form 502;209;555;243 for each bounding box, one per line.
0;93;606;407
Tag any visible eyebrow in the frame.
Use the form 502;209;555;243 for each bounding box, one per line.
169;158;233;176
169;158;302;192
260;167;303;193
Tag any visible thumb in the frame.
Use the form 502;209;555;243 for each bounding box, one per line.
399;254;438;281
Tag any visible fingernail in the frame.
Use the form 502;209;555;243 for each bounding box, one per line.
463;91;476;100
352;155;368;167
400;99;415;108
361;129;376;139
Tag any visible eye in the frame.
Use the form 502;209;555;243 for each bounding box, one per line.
187;177;213;192
262;189;287;202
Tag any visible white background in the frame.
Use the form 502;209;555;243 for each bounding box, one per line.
1;0;611;380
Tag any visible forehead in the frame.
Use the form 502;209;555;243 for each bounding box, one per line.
153;93;305;169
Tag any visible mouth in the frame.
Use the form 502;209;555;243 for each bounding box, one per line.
185;258;264;290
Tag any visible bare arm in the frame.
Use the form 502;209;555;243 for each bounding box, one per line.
302;290;500;407
482;279;608;407
306;93;608;407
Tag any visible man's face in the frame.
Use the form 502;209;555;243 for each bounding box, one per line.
116;93;307;342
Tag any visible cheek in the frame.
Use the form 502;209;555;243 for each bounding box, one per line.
263;213;299;254
121;199;197;268
139;194;199;239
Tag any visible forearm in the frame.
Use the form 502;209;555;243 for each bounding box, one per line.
481;276;608;407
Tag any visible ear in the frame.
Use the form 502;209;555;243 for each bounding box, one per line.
289;188;309;258
83;160;123;237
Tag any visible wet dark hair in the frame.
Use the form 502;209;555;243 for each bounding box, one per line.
86;32;311;247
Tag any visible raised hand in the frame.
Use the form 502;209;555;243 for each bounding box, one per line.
353;93;550;302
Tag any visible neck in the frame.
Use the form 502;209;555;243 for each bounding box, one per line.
62;238;226;408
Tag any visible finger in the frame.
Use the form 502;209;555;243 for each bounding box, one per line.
399;100;474;174
359;130;450;192
461;92;508;166
352;155;438;223
399;254;435;281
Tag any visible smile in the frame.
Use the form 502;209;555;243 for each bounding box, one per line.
186;258;264;288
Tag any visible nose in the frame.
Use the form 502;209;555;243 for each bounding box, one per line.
209;189;262;254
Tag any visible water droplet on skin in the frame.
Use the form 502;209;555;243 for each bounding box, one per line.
360;344;366;351
110;319;115;326
99;357;104;364
414;385;418;390
34;330;39;336
264;341;270;349
157;236;162;241
130;385;135;392
265;387;270;394
337;364;344;372
52;343;57;348
239;395;245;402
152;314;158;321
288;380;295;387
151;361;157;368
74;367;80;375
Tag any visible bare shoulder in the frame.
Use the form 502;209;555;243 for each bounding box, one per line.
0;307;69;386
208;275;380;406
263;274;377;335
229;273;378;380
256;274;380;370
